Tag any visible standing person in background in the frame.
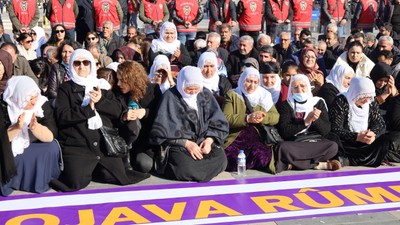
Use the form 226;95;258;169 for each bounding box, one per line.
320;0;351;37
46;0;79;41
290;0;313;32
128;0;140;28
208;0;237;32
139;0;170;34
118;0;128;35
7;0;40;36
265;0;293;44
352;0;378;33
171;0;203;45
93;0;124;33
384;0;400;35
75;0;95;44
237;0;264;42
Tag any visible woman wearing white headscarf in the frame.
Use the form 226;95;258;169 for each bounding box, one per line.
330;77;390;167
276;74;340;173
53;49;149;192
150;66;229;182
223;67;279;173
0;76;60;196
31;27;47;57
148;54;175;94
148;22;191;70
198;51;232;107
318;64;355;109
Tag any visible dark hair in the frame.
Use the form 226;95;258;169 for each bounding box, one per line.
1;42;19;54
29;58;50;93
47;24;70;46
346;41;364;51
56;40;82;62
300;29;312;37
260;61;279;74
16;33;32;43
196;31;207;40
97;68;117;89
381;22;393;32
281;60;298;74
377;50;394;59
352;32;365;40
259;45;274;54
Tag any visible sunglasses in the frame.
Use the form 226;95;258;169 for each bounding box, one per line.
87;37;96;41
73;60;91;67
55;30;65;34
155;69;166;74
30;32;36;36
24;40;32;43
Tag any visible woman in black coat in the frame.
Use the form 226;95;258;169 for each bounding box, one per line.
54;49;149;192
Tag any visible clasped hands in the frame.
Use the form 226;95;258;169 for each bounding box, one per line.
247;111;266;124
357;129;376;145
185;137;214;160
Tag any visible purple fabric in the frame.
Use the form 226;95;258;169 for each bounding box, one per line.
225;126;273;171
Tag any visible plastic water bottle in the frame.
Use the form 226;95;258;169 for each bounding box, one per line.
237;150;246;176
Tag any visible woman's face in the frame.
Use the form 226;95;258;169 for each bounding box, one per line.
21;36;33;50
202;61;216;79
117;73;131;94
355;97;371;107
342;73;354;89
0;61;4;79
163;28;176;43
24;94;39;110
72;56;91;78
348;46;363;63
55;26;65;41
244;76;259;94
291;78;308;94
302;51;317;68
375;77;389;89
184;85;201;95
62;44;74;64
116;51;126;63
86;34;98;44
262;73;277;88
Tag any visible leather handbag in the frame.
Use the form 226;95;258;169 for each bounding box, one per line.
242;94;283;145
99;126;129;157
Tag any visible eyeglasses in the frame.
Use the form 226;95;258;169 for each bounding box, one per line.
55;30;65;34
304;55;316;60
24;40;32;43
87;37;96;41
30;32;36;36
73;60;91;67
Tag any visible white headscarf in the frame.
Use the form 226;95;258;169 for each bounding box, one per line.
31;27;46;57
177;66;203;112
69;49;111;130
149;55;171;94
198;52;220;93
344;77;376;132
326;64;355;93
234;67;274;112
287;74;325;118
3;76;48;156
150;22;181;55
261;73;281;104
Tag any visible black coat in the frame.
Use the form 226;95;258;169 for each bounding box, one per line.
148;43;191;69
47;62;67;99
55;81;145;191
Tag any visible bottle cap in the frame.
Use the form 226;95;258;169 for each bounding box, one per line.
239;150;244;153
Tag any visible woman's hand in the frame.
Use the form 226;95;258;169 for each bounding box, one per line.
185;140;203;160
247;111;266;124
15;112;25;130
124;108;146;121
356;130;376;144
171;48;181;62
388;76;398;96
304;107;321;126
89;86;102;109
199;137;214;155
29;113;38;130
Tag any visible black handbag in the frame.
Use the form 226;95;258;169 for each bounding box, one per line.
242;94;283;145
293;131;323;142
99;126;129;157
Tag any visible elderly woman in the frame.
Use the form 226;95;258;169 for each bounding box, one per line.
53;49;149;192
148;55;176;94
115;61;162;173
148;22;191;70
0;76;60;196
0;49;13;93
276;74;340;173
150;66;229;182
16;33;37;61
223;67;279;173
297;48;325;96
318;64;355;109
334;41;375;77
198;51;232;107
330;77;390;167
260;62;281;104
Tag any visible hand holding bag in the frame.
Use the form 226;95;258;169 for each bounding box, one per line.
99;126;129;157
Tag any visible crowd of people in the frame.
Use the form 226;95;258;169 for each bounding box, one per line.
0;0;400;196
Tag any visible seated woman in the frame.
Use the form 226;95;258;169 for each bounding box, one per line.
148;22;191;70
318;64;355;109
297;48;325;96
260;62;281;105
16;33;37;61
198;51;232;107
1;76;61;196
54;49;149;192
115;61;162;173
0;49;13;93
112;46;141;63
148;55;176;94
149;66;228;182
223;67;279;173
329;77;390;167
276;74;340;173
